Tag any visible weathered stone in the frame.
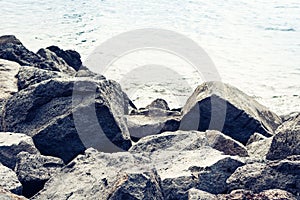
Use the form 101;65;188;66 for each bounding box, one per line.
146;98;170;110
0;132;39;169
266;113;300;160
2;78;132;163
46;46;82;71
188;188;217;200
32;149;162;200
246;137;272;161
180;82;282;144
0;188;27;200
246;132;267;145
226;158;300;198
15;152;64;198
217;189;297;200
0;164;22;195
0;59;19;99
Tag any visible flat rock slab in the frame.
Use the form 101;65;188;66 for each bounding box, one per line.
180;82;282;144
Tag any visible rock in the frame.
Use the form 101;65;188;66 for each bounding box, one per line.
75;68;106;80
180;81;282;144
0;163;22;195
130;130;248;157
32;148;162;200
46;46;82;71
246;137;272;161
217;189;297;200
188;188;217;200
0;132;39;169
0;35;78;74
0;188;28;200
2;78;132;163
266;113;300;160
246;132;267;145
226;158;300;198
0;59;19;99
15;152;64;198
281;111;300;122
16;66;64;90
146;98;170;110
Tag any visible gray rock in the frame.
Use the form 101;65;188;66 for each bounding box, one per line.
188;188;217;200
246;137;272;161
226;157;300;198
146;98;170;110
46;46;82;71
16;66;64;90
0;163;22;195
32;148;162;200
180;82;282;144
0;132;39;169
0;188;28;200
15;152;64;198
246;132;267;145
130;130;248;157
2;78;132;163
266;113;300;160
0;59;19;99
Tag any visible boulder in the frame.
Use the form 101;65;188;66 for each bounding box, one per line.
32;148;162;199
180;82;282;144
217;189;297;200
188;188;217;200
0;132;39;169
46;46;82;71
0;163;22;195
0;35;77;74
0;188;27;200
246;137;272;161
15;152;64;198
226;157;300;198
246;132;267;145
130;130;248;157
266;113;300;160
2;78;132;163
0;59;19;99
146;98;170;110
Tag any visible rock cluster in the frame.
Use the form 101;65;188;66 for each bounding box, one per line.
0;35;299;199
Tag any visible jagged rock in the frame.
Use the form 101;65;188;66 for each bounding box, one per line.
180;82;282;144
130;130;248;157
0;164;22;195
32;148;162;200
2;78;132;162
0;59;19;99
146;98;170;110
281;112;300;122
0;132;39;169
226;157;300;198
16;66;64;90
15;152;64;198
188;188;217;200
0;188;27;200
246;137;272;161
217;189;297;200
75;68;106;80
46;46;82;71
266;113;300;160
246;132;267;145
0;35;78;74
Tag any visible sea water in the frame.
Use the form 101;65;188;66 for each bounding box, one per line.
0;0;299;115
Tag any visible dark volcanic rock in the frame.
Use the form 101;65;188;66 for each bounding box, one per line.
0;163;22;195
15;152;64;198
2;78;132;163
32;148;162;200
0;132;39;169
0;188;28;200
180;81;282;144
226;157;300;198
46;46;82;71
266;113;300;160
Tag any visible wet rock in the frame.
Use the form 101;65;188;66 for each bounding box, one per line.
188;188;217;200
217;189;297;200
0;163;22;195
46;46;82;71
15;152;64;198
0;132;39;169
266;113;300;160
32;148;162;200
2;78;132;163
0;188;27;200
180;82;282;144
226;158;300;198
130;130;248;157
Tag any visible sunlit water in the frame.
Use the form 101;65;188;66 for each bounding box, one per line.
0;0;299;115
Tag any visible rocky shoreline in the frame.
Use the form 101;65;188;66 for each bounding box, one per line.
0;35;299;200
